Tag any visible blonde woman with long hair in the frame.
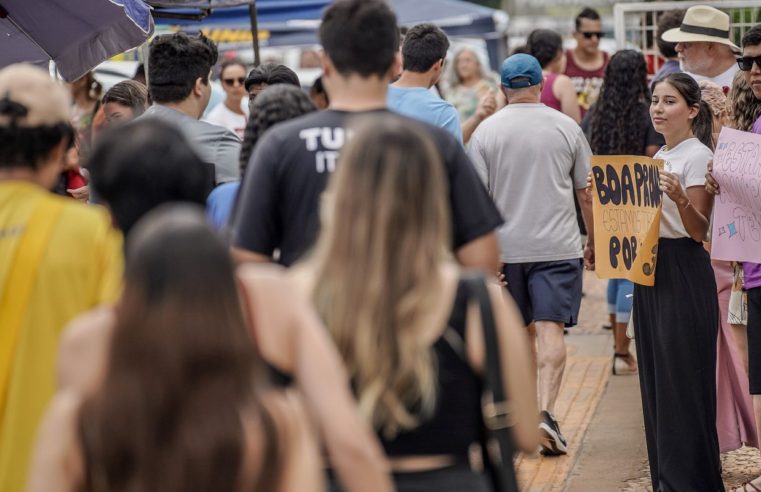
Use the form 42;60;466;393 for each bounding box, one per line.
293;115;538;492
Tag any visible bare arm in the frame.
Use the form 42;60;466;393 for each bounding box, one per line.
56;308;114;394
461;115;482;146
461;92;497;145
465;283;539;453
660;170;713;242
555;75;581;124
575;188;595;270
678;186;713;241
238;267;393;492
26;392;83;492
290;301;393;492
231;246;273;264
455;231;500;273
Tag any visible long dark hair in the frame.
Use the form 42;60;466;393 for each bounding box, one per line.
525;29;563;69
78;205;283;492
239;84;317;174
589;50;649;155
652;72;715;151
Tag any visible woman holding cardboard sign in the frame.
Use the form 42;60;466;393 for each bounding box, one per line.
644;73;720;491
588;71;721;491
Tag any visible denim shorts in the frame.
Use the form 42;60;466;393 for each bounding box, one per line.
502;259;583;327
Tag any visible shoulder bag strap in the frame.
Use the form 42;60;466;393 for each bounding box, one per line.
464;273;519;492
0;197;65;417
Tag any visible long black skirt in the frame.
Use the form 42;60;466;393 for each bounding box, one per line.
633;238;724;492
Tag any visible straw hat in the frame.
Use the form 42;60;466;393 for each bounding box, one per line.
661;5;740;53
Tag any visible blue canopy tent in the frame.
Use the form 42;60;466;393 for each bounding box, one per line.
151;0;509;70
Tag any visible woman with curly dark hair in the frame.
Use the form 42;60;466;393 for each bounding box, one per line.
207;85;317;230
581;50;664;376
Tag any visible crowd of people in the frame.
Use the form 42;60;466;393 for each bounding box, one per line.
2;0;761;491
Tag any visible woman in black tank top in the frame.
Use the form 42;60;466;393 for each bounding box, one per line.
295;116;540;492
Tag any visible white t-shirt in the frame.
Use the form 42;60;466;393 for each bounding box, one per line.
685;64;739;89
468;103;592;263
203;103;248;140
654;137;713;239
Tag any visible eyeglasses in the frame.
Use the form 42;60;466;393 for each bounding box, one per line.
579;31;605;39
223;77;246;86
737;55;761;71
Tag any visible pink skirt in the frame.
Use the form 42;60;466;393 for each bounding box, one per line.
714;260;758;451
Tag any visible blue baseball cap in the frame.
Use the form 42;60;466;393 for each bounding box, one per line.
500;54;544;89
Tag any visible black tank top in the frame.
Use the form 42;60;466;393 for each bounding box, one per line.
379;279;483;460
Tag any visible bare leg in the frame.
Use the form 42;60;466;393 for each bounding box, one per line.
527;321;537;376
732;324;749;375
614;322;637;372
535;320;566;414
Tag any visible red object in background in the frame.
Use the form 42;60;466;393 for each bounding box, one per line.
646;53;661;76
65;168;87;198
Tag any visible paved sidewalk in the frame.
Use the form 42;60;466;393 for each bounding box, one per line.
522;272;761;491
515;271;616;490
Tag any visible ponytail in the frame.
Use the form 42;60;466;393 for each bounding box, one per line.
693;99;715;152
653;72;716;152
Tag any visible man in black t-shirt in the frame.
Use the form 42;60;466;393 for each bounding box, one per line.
230;0;502;271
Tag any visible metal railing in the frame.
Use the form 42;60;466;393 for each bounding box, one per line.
614;0;761;75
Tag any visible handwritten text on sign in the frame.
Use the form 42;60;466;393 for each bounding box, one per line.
592;155;664;286
710;127;761;263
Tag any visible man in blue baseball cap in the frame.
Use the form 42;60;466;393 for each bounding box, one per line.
468;53;595;457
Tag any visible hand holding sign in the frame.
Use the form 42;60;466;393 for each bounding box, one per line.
659;170;690;208
590;155;665;286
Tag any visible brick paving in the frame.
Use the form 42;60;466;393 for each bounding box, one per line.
621;447;761;491
515;356;611;491
515;270;613;490
559;271;761;491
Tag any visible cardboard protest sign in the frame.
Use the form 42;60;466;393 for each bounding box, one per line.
710;127;761;263
591;156;664;286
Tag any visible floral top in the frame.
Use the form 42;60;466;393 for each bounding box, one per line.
71;103;98;155
443;78;499;122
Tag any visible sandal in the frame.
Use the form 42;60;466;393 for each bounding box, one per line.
612;352;638;376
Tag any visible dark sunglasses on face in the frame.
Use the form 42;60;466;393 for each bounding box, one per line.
579;31;604;39
223;77;246;86
738;56;761;71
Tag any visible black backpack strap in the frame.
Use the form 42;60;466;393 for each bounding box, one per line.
463;273;519;492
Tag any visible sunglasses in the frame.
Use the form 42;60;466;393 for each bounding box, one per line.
579;31;605;39
223;77;246;86
737;55;761;72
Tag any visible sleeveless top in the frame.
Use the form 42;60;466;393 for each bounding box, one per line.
541;73;562;112
379;278;483;461
564;50;609;118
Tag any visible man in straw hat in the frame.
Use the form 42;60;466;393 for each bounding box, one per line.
662;5;741;87
0;64;123;492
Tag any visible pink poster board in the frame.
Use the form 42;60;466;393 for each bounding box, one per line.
710;127;761;263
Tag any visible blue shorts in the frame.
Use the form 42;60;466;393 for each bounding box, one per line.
607;279;634;324
502;259;583;327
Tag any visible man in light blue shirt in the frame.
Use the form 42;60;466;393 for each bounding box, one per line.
388;24;463;144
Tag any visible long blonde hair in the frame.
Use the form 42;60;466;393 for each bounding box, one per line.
728;71;761;131
311;116;451;439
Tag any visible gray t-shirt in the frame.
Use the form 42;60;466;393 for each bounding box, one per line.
140;105;241;184
468;103;592;263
